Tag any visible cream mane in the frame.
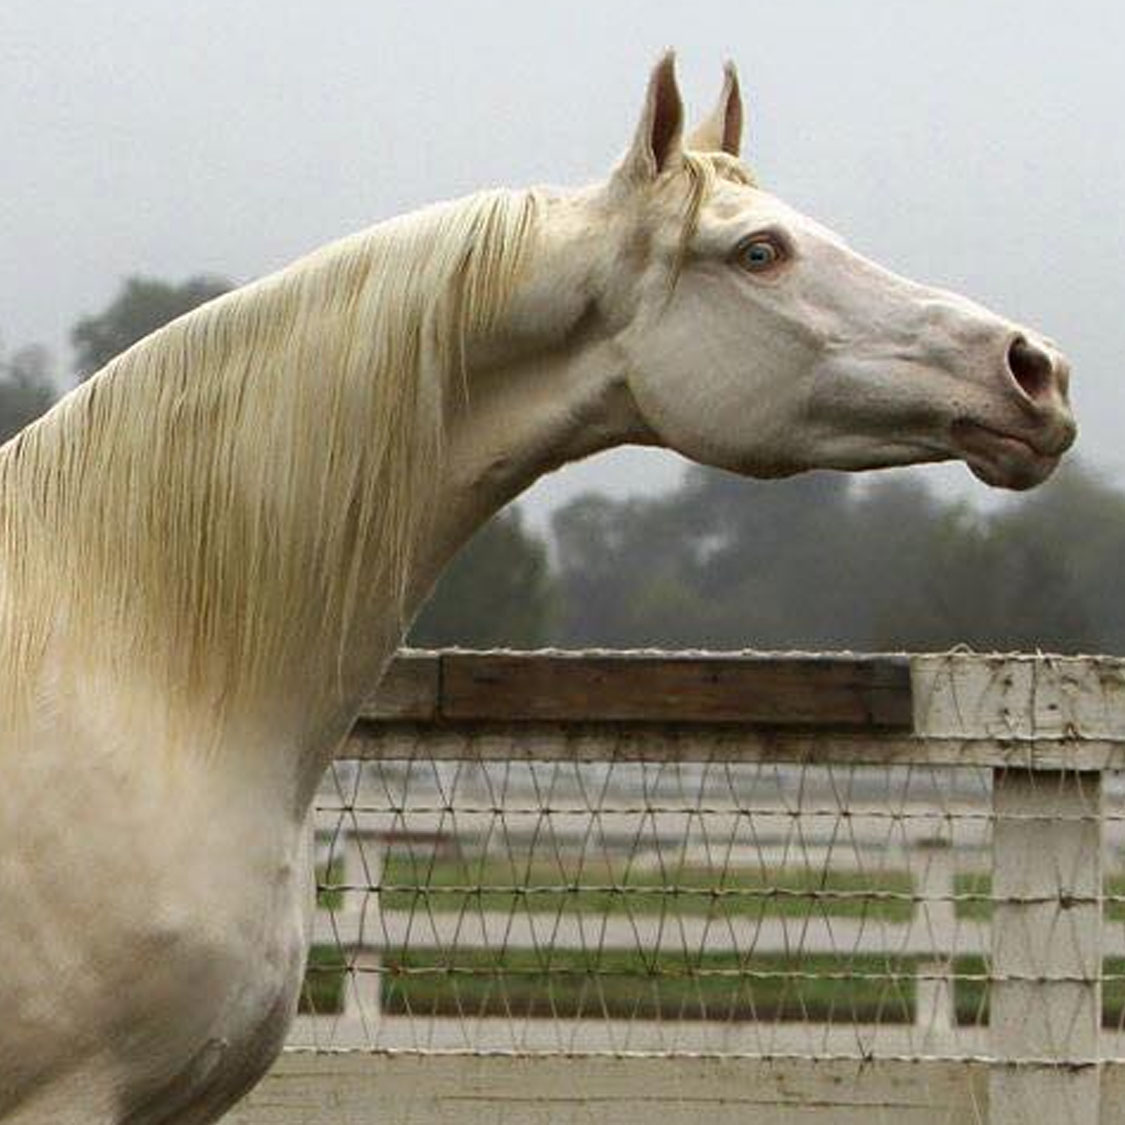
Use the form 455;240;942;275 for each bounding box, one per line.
0;188;538;728
0;154;751;736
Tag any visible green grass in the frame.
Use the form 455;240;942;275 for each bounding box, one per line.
315;857;346;911
953;872;992;921
954;955;1125;1029
380;948;918;1024
1101;958;1125;1028
954;873;1125;922
306;855;1125;1023
300;944;348;1013
303;945;1125;1026
372;853;916;923
320;854;1125;925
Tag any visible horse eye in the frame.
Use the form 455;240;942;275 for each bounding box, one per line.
736;235;786;272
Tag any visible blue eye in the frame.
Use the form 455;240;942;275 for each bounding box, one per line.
737;235;786;272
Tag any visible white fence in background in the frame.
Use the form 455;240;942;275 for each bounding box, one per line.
225;651;1125;1125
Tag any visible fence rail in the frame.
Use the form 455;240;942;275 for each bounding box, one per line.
227;650;1125;1125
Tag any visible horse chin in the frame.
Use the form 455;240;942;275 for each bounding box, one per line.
965;456;1059;491
953;421;1061;491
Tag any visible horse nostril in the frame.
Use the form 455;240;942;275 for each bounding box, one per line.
1006;335;1056;402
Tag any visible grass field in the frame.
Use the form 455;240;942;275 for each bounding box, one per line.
372;852;917;922
320;851;1125;924
303;851;1125;1022
303;945;1125;1027
954;872;1125;921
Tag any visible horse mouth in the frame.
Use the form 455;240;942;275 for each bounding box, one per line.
951;419;1064;491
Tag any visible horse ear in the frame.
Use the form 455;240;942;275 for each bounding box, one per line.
686;61;743;157
616;52;685;183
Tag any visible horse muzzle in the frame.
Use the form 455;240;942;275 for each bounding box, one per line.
952;331;1077;490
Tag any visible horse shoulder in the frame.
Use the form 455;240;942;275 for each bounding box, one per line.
0;720;312;1124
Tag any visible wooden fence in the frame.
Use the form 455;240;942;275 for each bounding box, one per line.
226;650;1125;1125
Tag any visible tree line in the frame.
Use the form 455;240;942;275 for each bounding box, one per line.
550;463;1115;654
3;276;1118;656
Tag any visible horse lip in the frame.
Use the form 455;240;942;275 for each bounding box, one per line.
952;419;1069;460
950;418;1063;490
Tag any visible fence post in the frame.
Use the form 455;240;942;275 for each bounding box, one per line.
342;829;383;1026
988;768;1102;1124
912;835;956;1046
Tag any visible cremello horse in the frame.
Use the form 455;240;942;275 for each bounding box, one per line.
0;56;1075;1124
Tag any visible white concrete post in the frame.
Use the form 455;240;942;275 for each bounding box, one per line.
342;829;384;1026
912;835;956;1046
989;769;1102;1125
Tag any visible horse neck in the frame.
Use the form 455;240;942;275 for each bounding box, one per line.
248;200;653;810
404;203;654;608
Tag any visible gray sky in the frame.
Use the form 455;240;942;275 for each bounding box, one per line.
3;0;1122;525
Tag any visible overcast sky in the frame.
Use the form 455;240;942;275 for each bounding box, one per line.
3;0;1122;524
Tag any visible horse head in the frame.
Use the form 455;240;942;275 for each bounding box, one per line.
596;55;1075;491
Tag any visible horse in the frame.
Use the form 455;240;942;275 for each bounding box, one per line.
0;55;1075;1124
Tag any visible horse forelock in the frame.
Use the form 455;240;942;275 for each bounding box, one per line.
0;188;540;737
648;151;757;286
679;151;757;237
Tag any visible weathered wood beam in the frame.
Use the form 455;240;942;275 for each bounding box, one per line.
363;651;913;728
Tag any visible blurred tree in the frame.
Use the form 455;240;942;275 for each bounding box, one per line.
551;461;1121;655
552;492;698;645
409;506;555;647
71;275;232;379
553;468;862;648
0;342;56;443
965;462;1119;652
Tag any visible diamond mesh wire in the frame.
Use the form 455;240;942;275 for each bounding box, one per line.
286;750;1122;1066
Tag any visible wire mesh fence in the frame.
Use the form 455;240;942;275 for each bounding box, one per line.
247;652;1125;1123
291;755;1119;1065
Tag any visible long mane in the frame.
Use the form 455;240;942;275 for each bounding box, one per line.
0;189;538;729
